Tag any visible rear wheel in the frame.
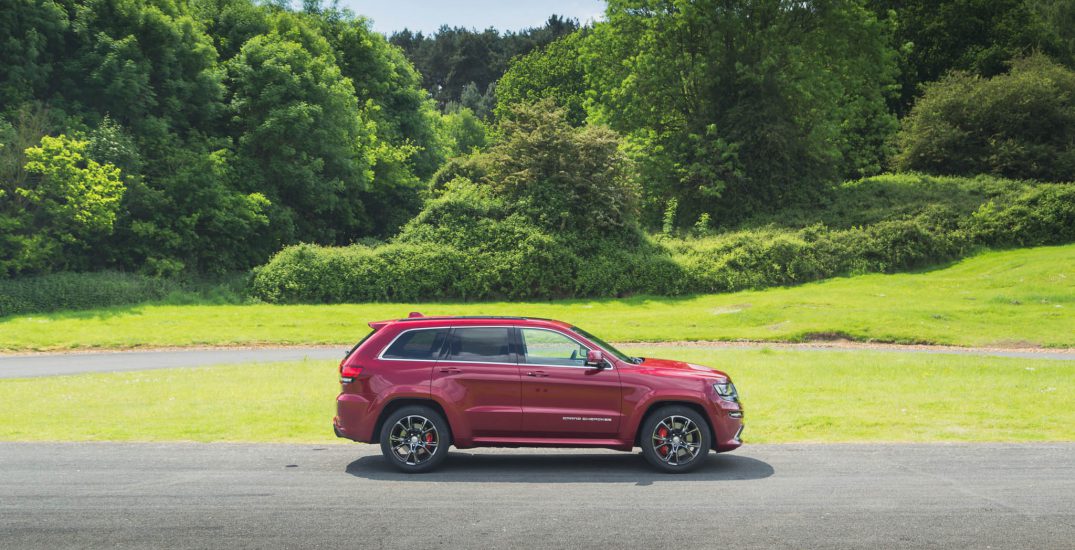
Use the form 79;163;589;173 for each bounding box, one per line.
640;406;711;473
379;405;451;473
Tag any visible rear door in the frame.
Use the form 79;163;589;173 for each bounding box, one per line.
430;326;522;437
518;327;622;437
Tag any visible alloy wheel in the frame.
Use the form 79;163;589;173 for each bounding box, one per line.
651;415;702;466
388;415;440;466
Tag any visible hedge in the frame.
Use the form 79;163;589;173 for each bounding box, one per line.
250;182;1074;303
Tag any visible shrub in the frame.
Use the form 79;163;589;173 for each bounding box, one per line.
895;55;1075;182
966;185;1075;246
250;174;1075;303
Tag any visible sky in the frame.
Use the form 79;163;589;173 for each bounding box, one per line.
337;0;606;35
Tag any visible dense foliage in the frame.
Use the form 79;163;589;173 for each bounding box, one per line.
895;55;1075;182
0;0;444;276
252;101;654;301
389;15;579;112
252;174;1075;302
4;0;1075;308
868;0;1074;113
491;0;902;226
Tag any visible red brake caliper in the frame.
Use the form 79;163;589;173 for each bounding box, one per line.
425;432;434;443
657;426;669;456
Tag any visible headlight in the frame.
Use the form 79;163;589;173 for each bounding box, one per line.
713;382;739;402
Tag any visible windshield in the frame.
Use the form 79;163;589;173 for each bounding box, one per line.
571;326;641;364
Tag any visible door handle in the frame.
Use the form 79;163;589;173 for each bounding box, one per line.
526;371;549;378
439;367;462;374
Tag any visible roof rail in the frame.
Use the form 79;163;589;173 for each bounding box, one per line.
394;315;538;322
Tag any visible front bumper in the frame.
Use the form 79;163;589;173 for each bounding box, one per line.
709;402;744;452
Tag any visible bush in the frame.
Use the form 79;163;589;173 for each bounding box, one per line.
895;55;1075;182
966;185;1075;246
250;175;1075;303
251;238;578;303
738;173;1027;230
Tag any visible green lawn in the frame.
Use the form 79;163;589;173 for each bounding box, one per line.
1;245;1072;352
1;348;1071;443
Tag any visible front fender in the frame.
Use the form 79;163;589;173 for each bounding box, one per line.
619;390;714;445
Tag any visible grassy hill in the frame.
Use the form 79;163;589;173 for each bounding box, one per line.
1;244;1071;351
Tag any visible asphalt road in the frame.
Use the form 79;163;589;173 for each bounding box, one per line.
1;442;1072;549
2;343;1074;378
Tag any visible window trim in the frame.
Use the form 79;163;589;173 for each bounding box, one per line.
442;325;517;365
377;325;613;370
377;327;450;362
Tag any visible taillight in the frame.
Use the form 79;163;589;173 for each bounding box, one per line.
340;365;362;384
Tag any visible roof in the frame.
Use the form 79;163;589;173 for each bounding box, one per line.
368;314;571;329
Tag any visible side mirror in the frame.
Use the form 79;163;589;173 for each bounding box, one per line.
585;349;606;368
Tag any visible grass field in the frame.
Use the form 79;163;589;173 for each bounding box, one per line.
1;245;1072;351
1;348;1071;443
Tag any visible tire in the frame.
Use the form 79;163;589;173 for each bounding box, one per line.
639;405;712;473
379;405;452;473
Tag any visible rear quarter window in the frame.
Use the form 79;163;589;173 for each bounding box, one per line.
381;328;449;360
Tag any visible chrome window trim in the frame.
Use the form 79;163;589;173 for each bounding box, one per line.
379;325;515;364
377;324;614;370
377;326;449;362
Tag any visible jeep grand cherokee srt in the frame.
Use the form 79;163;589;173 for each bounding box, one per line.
333;314;743;473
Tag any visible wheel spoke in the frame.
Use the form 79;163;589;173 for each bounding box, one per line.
388;415;442;466
652;415;705;466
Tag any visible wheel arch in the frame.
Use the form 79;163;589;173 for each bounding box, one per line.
632;400;715;447
372;398;452;442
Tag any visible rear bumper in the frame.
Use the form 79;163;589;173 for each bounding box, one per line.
335;392;375;442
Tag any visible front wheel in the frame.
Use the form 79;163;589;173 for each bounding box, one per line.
640;406;712;473
379;405;451;473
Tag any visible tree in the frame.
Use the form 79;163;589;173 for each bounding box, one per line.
441;106;488;156
496;31;589;126
482;100;639;238
868;0;1056;113
895;54;1075;182
586;0;899;226
1;135;124;276
389;16;580;109
0;0;68;114
227;13;376;248
1029;0;1075;68
321;13;446;180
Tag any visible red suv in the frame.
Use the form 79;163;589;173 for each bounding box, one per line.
333;314;743;473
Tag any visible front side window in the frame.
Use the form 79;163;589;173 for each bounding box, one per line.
381;328;449;360
445;327;513;363
520;328;588;366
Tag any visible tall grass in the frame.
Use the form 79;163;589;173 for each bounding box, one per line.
0;271;249;317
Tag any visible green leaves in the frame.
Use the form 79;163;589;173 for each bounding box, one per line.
2;135;124;276
896;54;1075;181
585;0;899;226
227;15;375;246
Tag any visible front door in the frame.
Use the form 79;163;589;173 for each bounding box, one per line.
518;327;622;437
430;326;521;437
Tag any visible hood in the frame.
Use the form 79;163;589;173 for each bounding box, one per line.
636;357;730;380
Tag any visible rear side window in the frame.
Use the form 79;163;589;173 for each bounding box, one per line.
445;327;513;363
381;329;449;360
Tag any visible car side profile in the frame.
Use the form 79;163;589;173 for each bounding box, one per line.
333;314;743;473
